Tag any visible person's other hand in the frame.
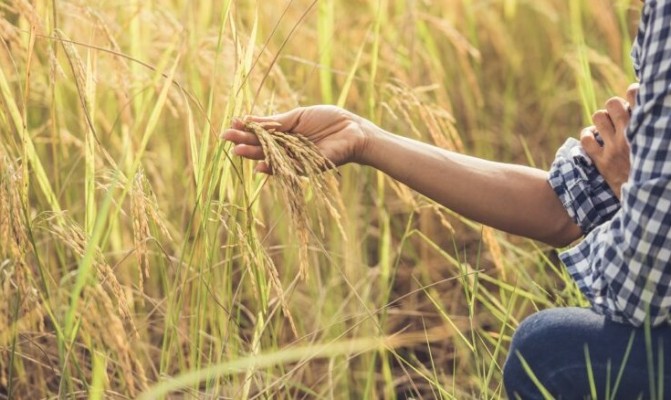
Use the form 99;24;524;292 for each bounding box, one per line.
580;83;639;199
221;105;370;173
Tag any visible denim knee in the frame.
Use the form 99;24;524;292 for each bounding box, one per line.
502;306;671;399
503;308;567;399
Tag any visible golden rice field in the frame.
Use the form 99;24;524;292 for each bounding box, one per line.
0;0;639;398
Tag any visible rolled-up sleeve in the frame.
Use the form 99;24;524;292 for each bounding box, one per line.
548;138;620;234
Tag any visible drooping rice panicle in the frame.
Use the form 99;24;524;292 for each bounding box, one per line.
243;120;345;279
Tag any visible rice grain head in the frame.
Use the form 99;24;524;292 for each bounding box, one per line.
0;155;42;321
233;221;298;336
132;171;151;295
0;154;47;395
243;120;345;279
82;284;148;396
131;170;171;297
0;154;28;261
12;0;45;35
42;215;137;336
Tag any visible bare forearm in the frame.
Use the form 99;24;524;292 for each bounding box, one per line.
358;123;582;247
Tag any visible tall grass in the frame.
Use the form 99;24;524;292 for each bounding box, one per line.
0;0;639;398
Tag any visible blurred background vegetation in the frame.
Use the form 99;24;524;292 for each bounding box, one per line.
0;0;639;398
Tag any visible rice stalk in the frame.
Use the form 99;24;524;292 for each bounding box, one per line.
318;0;334;103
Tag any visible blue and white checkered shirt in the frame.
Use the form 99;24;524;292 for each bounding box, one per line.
548;0;671;327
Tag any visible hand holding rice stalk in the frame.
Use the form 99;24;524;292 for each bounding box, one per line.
229;114;348;278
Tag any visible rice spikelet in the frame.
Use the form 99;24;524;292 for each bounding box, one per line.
82;284;148;396
42;215;137;336
12;0;45;35
55;30;86;90
132;172;150;294
243;120;345;279
131;170;171;296
0;155;27;261
0;153;46;395
233;222;298;336
0;154;40;316
482;226;506;279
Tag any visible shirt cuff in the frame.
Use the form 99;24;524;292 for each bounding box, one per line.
548;138;621;234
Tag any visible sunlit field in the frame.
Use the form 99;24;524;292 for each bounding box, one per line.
0;0;640;398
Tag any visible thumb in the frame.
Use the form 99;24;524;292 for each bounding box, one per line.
242;107;305;133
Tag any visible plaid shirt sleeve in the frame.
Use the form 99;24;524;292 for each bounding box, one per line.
548;139;620;234
554;0;671;327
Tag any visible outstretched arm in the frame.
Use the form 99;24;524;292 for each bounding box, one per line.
223;106;581;247
358;122;581;247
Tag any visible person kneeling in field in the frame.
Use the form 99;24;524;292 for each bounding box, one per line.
223;0;671;397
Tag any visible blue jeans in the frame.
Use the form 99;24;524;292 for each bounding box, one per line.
503;307;671;399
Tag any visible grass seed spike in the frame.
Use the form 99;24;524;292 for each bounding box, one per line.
244;120;345;279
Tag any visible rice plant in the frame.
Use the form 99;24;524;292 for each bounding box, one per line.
0;0;638;398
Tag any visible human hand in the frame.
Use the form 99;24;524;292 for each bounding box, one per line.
221;105;371;174
580;83;639;199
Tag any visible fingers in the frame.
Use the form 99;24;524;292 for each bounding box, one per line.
231;118;246;130
245;107;305;132
222;127;268;167
592;109;616;142
221;109;306;173
590;97;630;147
254;162;272;174
232;144;265;160
626;83;639;109
580;92;635;200
221;109;304;147
221;120;265;163
580;126;603;157
604;97;630;130
221;128;261;146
